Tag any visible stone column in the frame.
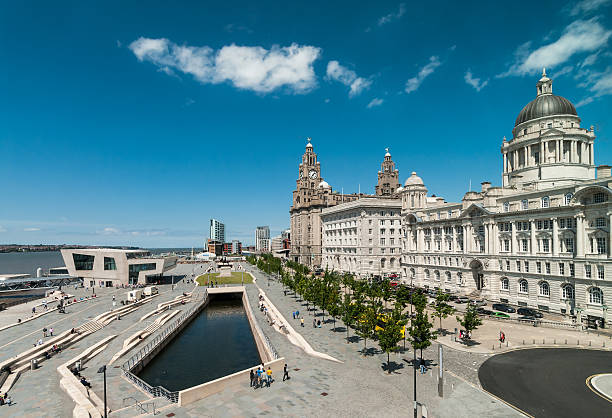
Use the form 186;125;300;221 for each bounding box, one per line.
463;224;470;253
576;214;585;258
540;141;544;164
590;144;594;165
552;217;559;256
608;212;612;257
511;222;517;255
558;140;562;162
503;152;507;173
484;224;490;254
492;223;499;254
530;219;536;255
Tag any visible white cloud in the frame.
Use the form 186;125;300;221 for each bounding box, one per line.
367;98;384;108
0;225;6;232
464;70;489;92
498;19;612;77
100;227;121;235
405;56;441;93
571;0;612;16
129;37;321;94
326;60;372;97
378;3;406;26
23;227;40;232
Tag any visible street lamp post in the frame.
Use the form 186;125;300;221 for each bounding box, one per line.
413;337;418;418
97;365;107;418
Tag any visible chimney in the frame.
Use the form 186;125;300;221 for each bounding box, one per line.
481;181;491;193
597;165;611;179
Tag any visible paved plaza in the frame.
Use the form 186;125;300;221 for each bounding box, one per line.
2;262;611;417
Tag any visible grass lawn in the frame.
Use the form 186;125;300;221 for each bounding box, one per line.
196;271;254;285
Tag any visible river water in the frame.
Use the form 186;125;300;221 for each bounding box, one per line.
137;297;261;391
0;251;65;276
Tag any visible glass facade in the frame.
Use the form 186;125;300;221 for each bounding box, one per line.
128;263;157;284
73;253;94;270
104;257;117;270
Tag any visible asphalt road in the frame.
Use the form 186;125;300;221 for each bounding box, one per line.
478;348;612;417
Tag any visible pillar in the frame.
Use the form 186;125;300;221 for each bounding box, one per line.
492;223;499;254
590;144;594;165
484;224;490;254
540;141;544;164
576;214;585;258
511;222;517;256
608;212;612;257
503;152;507;173
552;217;559;256
530;219;536;255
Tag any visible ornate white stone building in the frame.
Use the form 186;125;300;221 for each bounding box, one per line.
321;198;402;278
400;71;611;326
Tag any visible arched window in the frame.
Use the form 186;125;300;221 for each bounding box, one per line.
519;279;528;294
562;284;575;300
521;199;529;210
445;271;451;282
589;287;603;304
457;272;463;284
434;270;440;281
424;269;430;279
541;196;550;208
389;258;395;268
503;202;510;212
500;277;509;291
564;193;573;206
410;268;415;279
539;281;550;297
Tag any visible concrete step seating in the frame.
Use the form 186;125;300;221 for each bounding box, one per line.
108;309;180;365
57;335;116;418
0;294;159;394
140;292;194;321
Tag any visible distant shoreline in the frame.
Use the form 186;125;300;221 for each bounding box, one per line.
0;245;139;253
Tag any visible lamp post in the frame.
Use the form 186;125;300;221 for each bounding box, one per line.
97;365;107;418
413;336;419;418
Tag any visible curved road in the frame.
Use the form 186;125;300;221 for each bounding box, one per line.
479;348;612;417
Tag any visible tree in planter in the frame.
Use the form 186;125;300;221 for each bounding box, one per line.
408;302;434;369
377;308;406;373
326;287;342;331
456;303;482;341
433;289;455;335
357;302;379;353
341;293;358;343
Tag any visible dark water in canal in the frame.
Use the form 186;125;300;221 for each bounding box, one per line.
137;297;261;391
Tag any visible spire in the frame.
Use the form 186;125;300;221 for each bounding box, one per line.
542;67;546;77
385;147;391;158
536;69;552;96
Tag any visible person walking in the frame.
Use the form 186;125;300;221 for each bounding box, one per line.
313;318;317;328
420;359;426;374
250;369;255;387
292;311;295;320
266;367;272;387
283;363;289;381
296;310;299;318
49;327;53;336
43;328;47;337
300;318;304;327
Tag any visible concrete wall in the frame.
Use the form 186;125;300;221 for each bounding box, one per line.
178;357;285;407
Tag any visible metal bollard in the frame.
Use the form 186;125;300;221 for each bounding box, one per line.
506;341;508;347
565;339;567;344
522;339;525;345
589;340;591;346
543;338;545;344
554;339;556;344
532;339;535;344
577;340;580;345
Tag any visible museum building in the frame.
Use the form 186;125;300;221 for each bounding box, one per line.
399;70;610;326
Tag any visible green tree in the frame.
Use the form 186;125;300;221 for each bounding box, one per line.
377;308;406;373
341;294;358;343
357;302;379;352
409;300;434;365
433;289;455;335
457;303;482;339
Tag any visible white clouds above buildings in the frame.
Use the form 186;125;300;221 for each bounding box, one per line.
464;70;489;91
326;60;372;97
367;98;384;108
23;227;41;232
378;3;406;26
570;0;612;16
405;56;441;93
129;37;321;94
498;18;612;77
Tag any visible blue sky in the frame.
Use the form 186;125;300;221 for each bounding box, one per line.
1;0;612;247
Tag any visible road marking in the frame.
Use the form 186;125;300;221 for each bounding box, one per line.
586;374;612;403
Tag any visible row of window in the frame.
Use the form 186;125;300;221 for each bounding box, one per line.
499;259;605;279
499;279;603;304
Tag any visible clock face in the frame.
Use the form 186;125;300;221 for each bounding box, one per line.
309;170;317;179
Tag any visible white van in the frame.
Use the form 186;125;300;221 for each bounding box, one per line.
143;286;158;296
127;289;143;302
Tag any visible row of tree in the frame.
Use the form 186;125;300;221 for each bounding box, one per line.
247;256;482;372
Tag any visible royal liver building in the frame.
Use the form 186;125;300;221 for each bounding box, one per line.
400;70;610;326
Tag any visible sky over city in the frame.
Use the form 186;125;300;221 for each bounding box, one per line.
1;0;612;247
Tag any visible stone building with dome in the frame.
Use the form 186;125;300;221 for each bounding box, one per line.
399;70;611;327
290;140;401;268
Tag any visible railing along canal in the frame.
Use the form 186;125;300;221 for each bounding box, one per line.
121;289;208;403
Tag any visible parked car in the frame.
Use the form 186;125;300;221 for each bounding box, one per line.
490;311;510;319
492;303;516;313
469;299;486;307
517;307;543;318
476;308;493;315
448;295;459;301
455;296;470;303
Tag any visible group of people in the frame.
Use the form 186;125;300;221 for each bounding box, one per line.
250;365;273;389
0;392;12;406
42;327;54;337
458;329;471;340
70;367;92;389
